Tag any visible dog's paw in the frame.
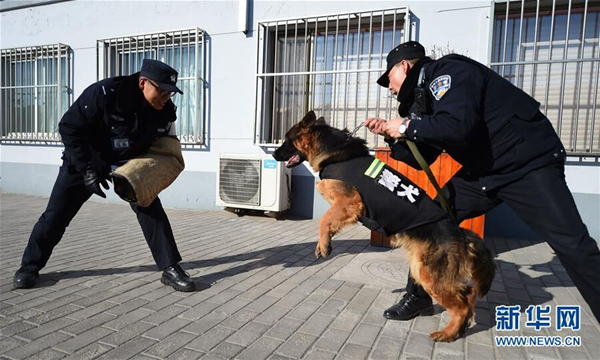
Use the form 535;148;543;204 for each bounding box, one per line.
429;330;458;342
314;243;332;259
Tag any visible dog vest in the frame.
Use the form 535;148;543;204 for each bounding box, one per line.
320;156;448;236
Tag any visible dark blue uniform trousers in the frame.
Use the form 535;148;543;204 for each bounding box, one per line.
20;163;182;273
407;162;600;322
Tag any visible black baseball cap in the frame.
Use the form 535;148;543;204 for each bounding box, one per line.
377;41;426;87
140;59;183;94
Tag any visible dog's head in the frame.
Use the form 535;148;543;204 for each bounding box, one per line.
273;110;325;168
273;110;369;171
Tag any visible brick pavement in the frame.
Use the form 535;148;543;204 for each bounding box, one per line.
0;193;599;359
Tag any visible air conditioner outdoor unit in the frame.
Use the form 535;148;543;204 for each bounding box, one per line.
216;154;292;214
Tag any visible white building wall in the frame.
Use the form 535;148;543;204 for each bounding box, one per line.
1;0;598;240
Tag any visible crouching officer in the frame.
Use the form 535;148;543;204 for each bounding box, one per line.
13;59;196;292
366;41;600;323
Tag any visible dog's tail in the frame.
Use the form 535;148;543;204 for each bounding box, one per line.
465;229;496;297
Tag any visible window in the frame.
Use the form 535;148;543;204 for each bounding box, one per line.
255;8;413;147
0;43;71;142
491;0;600;156
97;28;207;145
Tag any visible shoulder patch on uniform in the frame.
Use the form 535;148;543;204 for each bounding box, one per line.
429;75;451;101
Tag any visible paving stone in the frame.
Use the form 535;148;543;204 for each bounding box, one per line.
329;309;364;331
186;326;236;353
96;337;156;360
180;301;221;321
99;321;156;346
25;348;67;360
276;332;317;359
298;313;335;337
287;301;321;321
413;314;441;334
207;341;245;359
181;311;227;335
141;304;186;325
466;343;494;360
3;332;72;360
403;331;434;358
60;313;116;335
143;330;197;358
336;342;371;360
245;295;280;313
264;317;304;341
165;348;203;360
102;308;153;330
0;336;26;354
105;298;150;316
313;328;351;353
18;317;77;341
142;317;190;341
371;335;405;359
55;326;115;354
348;323;382;348
236;336;283;360
276;292;309;309
303;349;336;360
0;320;37;337
254;305;291;325
331;283;362;302
26;304;83;326
227;321;271;347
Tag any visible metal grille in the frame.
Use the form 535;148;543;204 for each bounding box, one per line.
0;44;71;142
491;0;600;156
219;158;261;205
255;7;414;147
97;28;207;145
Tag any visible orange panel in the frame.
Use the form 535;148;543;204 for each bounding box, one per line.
370;149;485;246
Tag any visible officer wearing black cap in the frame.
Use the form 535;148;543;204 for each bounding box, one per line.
366;41;600;323
13;59;196;292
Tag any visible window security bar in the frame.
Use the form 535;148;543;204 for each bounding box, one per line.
1;43;71;142
255;7;415;148
491;0;600;156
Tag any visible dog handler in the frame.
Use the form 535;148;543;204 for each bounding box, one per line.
366;41;600;323
13;59;196;292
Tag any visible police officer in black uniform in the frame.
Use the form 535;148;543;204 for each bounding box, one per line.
13;59;196;292
366;41;600;323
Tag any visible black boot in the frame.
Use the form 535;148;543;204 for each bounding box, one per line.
13;268;39;289
383;293;434;320
161;264;196;292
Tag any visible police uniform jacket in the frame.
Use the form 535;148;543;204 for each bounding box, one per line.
389;54;565;191
59;73;176;175
320;156;448;236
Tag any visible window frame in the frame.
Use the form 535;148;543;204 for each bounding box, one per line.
489;0;600;156
0;43;72;143
254;7;415;148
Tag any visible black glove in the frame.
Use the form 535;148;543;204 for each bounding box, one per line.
83;168;109;198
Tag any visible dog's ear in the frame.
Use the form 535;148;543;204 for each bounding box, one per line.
316;117;327;126
299;110;317;127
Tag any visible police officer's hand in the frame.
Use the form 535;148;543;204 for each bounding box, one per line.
365;118;388;136
83;168;109;198
383;118;408;139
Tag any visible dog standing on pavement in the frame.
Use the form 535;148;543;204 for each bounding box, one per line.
273;110;495;342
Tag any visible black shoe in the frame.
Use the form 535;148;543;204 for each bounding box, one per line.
383;293;434;320
13;269;39;289
161;264;196;292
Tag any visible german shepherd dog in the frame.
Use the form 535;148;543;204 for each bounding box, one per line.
273;111;495;342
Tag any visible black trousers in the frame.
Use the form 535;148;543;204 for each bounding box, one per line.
405;162;600;322
19;163;182;273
